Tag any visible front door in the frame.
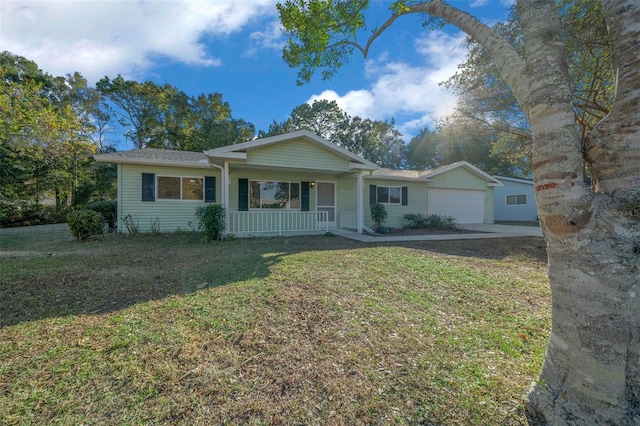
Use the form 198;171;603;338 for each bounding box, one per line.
316;181;336;228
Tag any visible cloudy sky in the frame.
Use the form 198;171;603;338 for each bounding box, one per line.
1;0;514;148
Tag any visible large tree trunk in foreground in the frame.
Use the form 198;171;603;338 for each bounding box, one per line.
517;0;640;424
425;0;640;423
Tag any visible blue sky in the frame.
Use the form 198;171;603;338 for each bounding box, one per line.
1;0;513;149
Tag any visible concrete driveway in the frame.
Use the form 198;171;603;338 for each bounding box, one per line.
335;223;543;242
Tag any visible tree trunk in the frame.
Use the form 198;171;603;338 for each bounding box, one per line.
519;0;640;424
396;0;639;422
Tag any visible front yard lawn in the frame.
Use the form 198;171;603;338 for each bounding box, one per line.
0;224;550;425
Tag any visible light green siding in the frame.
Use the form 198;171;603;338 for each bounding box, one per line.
118;164;221;233
364;179;428;228
428;167;488;190
247;139;351;171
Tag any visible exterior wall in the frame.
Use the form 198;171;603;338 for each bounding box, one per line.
247;139;351;171
493;179;538;221
118;164;221;233
364;179;428;229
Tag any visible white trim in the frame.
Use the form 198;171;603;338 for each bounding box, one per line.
493;175;534;185
223;161;230;232
357;172;364;233
315;180;337;228
93;156;215;169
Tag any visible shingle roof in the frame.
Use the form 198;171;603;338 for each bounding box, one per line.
94;148;211;168
97;148;207;162
371;168;431;179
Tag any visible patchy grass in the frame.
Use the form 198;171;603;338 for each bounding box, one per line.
0;224;550;425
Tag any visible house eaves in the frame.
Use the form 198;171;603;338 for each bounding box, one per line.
93;148;215;170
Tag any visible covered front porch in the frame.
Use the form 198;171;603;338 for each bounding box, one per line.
204;131;380;237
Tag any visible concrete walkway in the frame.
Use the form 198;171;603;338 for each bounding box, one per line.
333;224;543;242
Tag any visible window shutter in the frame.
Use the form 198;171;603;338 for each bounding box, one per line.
369;185;377;204
142;173;155;201
301;181;310;211
238;178;249;211
402;186;408;206
204;176;216;203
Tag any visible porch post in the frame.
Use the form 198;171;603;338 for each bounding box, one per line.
357;172;364;233
223;160;230;233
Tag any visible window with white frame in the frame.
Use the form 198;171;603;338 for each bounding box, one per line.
250;181;300;209
377;186;402;204
157;176;204;200
506;194;527;205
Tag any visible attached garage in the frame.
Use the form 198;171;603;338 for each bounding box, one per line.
427;188;486;224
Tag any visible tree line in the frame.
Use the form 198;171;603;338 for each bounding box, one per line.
1;38;539;226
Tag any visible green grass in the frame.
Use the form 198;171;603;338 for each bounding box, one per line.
0;224;550;425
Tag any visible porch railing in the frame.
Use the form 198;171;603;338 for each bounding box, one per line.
339;211;358;230
228;211;329;236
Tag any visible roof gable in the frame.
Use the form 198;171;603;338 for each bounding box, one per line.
424;161;503;186
204;130;379;170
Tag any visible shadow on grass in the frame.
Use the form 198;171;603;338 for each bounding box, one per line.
0;224;547;328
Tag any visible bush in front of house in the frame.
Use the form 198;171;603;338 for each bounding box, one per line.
67;209;105;240
370;203;388;232
195;204;225;241
85;200;117;231
403;213;458;231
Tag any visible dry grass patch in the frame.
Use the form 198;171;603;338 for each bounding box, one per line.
0;225;550;425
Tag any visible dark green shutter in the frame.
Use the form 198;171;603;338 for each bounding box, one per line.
369;185;377;204
402;186;408;206
142;173;155;201
238;178;249;211
204;176;216;202
301;182;310;211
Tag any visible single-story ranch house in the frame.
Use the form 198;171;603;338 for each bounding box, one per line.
94;130;503;236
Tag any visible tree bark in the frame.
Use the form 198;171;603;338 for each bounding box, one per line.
410;0;640;423
516;0;640;424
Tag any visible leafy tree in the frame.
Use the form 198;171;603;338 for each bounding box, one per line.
1;53;98;211
444;0;612;179
98;76;254;151
96;75;166;149
278;0;640;423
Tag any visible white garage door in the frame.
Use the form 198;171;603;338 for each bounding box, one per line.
428;188;486;224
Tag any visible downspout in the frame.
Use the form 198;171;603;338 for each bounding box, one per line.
357;171;365;233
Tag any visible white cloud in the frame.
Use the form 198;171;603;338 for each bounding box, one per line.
0;0;278;82
307;31;469;138
245;20;284;56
